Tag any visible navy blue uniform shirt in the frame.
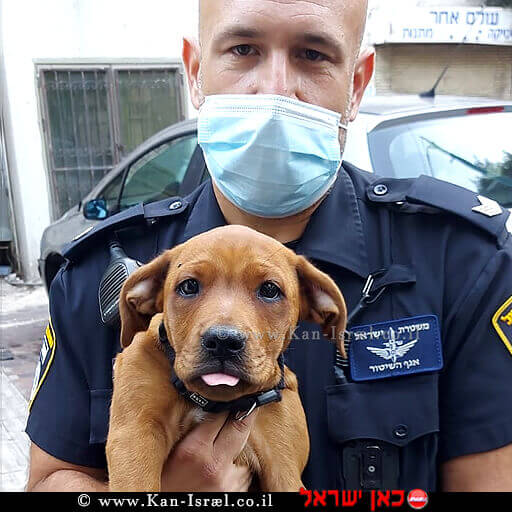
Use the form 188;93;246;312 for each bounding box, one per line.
26;162;512;491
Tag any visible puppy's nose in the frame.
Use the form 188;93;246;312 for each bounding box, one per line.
201;325;246;358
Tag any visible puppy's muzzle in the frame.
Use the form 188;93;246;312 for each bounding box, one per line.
201;325;247;359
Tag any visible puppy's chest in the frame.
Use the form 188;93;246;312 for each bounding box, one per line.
182;407;209;427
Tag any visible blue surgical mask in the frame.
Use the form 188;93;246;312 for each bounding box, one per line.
197;94;347;218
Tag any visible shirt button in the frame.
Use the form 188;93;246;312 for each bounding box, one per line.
393;424;409;439
169;200;182;211
373;184;388;196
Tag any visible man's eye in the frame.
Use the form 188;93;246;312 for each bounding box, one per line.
302;49;326;62
257;281;283;302
177;278;200;297
232;44;255;57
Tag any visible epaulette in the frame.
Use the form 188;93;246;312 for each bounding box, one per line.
366;175;511;248
63;196;189;262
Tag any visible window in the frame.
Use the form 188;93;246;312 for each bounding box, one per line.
117;69;183;154
39;64;185;218
119;134;198;210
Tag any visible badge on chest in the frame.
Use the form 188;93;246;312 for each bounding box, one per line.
349;315;443;381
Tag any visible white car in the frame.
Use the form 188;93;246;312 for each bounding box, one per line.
39;94;512;290
345;94;512;208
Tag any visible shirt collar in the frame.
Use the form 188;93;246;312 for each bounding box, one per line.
180;180;226;243
180;165;370;278
295;164;370;278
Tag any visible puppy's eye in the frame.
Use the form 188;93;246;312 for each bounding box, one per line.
257;281;282;302
177;278;200;297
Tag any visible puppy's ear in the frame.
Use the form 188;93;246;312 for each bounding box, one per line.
119;250;174;348
296;255;347;358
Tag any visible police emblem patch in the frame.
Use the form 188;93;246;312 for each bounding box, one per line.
349;315;443;381
28;320;56;410
492;295;512;357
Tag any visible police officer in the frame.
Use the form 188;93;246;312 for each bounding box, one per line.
26;0;512;492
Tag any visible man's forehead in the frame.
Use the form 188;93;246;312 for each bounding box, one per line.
199;0;365;12
199;0;367;39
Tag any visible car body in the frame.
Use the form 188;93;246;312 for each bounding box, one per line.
39;94;512;290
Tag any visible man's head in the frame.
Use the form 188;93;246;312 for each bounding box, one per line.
183;0;374;128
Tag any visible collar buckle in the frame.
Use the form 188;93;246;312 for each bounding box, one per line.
234;401;258;422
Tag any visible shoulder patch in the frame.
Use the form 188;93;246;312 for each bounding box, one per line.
367;175;510;245
29;320;57;411
63;197;189;262
492;295;512;357
472;195;502;218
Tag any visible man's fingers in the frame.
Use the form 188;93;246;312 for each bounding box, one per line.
212;411;258;465
181;411;230;451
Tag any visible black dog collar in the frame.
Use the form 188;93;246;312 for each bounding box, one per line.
158;322;285;418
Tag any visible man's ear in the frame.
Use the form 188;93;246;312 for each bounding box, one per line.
349;46;375;122
119;250;174;348
296;255;348;357
182;36;203;110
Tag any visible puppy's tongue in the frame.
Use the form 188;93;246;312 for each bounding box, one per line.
201;373;240;387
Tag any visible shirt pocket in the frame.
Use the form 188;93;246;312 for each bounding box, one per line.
326;373;439;447
89;389;112;445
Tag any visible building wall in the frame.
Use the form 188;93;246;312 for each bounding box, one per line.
368;0;486;13
374;43;512;98
0;0;20;274
0;0;199;282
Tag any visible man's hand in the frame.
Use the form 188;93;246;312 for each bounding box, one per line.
161;411;257;492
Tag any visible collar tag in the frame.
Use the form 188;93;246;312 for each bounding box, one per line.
349;315;443;382
189;392;209;408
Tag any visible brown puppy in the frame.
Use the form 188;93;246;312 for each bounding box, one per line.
106;225;347;492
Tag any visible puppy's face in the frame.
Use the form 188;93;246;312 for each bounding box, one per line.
120;225;346;402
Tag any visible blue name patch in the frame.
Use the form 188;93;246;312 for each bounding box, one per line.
349;315;443;382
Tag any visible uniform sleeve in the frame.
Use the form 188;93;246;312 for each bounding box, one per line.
439;235;512;461
25;266;109;468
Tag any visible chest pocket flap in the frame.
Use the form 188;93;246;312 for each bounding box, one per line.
326;374;439;447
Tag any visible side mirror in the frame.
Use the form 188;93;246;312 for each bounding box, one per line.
83;198;108;220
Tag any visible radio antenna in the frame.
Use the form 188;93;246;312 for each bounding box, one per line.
419;5;486;98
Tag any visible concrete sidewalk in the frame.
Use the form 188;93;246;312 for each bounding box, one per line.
1;279;48;492
1;369;29;491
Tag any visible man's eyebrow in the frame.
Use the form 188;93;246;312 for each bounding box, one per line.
299;31;344;56
211;25;265;45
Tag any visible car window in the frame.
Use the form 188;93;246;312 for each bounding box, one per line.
368;111;512;208
119;133;198;210
97;171;124;214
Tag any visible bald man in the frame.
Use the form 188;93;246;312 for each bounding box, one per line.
26;0;512;492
